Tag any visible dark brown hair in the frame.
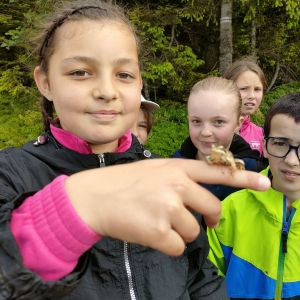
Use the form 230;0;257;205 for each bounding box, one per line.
34;0;139;131
223;59;267;91
264;92;300;136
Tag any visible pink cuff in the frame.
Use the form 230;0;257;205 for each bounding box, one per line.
10;175;101;280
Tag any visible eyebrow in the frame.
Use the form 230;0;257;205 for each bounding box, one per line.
113;58;139;67
62;56;99;66
272;137;300;144
62;56;139;67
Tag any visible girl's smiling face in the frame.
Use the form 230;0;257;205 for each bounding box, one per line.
188;90;242;160
235;70;263;116
34;20;142;154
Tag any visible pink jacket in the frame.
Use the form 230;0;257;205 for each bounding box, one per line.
240;116;263;156
10;125;132;281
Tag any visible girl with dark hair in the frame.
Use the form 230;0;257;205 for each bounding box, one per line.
224;59;267;156
0;1;270;299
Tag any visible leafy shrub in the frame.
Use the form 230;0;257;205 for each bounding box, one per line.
145;100;188;157
252;81;300;126
0;92;42;149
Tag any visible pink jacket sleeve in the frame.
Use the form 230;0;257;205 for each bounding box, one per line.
10;175;101;281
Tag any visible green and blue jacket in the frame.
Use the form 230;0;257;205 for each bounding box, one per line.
207;168;300;300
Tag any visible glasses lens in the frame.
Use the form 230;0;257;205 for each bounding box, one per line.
267;138;290;157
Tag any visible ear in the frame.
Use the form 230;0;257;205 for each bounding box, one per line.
235;115;244;134
139;75;143;90
262;136;269;159
34;66;53;101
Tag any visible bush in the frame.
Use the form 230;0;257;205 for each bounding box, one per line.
252;81;300;126
0;92;42;149
145;100;188;157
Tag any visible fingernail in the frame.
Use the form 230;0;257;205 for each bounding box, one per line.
258;176;271;190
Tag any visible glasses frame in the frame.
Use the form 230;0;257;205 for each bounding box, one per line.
264;136;300;160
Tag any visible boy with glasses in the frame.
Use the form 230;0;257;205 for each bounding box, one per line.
207;92;300;300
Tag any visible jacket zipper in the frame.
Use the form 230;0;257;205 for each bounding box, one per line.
98;154;105;167
98;153;137;298
275;196;296;300
124;242;137;300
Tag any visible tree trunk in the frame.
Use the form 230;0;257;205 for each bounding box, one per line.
266;54;280;93
219;0;233;76
251;17;257;59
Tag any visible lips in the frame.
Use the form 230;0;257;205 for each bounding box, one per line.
200;141;215;147
282;170;300;180
244;102;255;107
89;110;120;120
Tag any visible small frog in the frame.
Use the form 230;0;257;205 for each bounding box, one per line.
205;145;245;173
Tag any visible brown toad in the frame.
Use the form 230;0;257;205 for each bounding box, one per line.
205;145;245;173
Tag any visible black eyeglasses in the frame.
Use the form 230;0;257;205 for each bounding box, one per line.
264;137;300;160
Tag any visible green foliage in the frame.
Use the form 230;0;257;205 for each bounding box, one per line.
0;66;28;96
145;101;188;157
0;92;42;149
275;0;300;28
130;5;206;100
251;81;300;126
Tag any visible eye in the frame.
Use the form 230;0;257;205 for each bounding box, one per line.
239;87;247;91
255;87;262;92
117;73;133;80
271;139;288;147
274;141;287;147
70;70;90;77
138;124;147;129
214;120;224;125
191;120;201;124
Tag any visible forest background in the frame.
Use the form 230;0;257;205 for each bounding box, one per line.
1;0;300;157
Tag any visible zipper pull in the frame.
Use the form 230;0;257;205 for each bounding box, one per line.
98;154;105;167
282;221;288;253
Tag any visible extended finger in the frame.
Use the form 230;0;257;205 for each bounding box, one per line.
176;159;271;191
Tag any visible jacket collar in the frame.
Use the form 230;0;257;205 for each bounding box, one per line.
50;124;132;154
252;167;300;211
240;115;251;132
180;135;260;159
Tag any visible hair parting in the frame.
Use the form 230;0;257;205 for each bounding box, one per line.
189;77;242;120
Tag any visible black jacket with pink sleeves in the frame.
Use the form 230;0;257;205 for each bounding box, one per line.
0;132;229;300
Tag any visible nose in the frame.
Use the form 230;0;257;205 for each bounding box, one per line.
248;88;255;99
200;123;212;137
92;75;118;101
284;148;300;166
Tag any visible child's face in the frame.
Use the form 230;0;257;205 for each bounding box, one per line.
235;70;263;116
188;90;242;160
130;108;148;145
263;114;300;200
35;20;142;153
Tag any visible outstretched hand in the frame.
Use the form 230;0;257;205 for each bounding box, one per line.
65;159;270;256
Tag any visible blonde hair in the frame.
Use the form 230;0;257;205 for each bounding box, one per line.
189;77;242;120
